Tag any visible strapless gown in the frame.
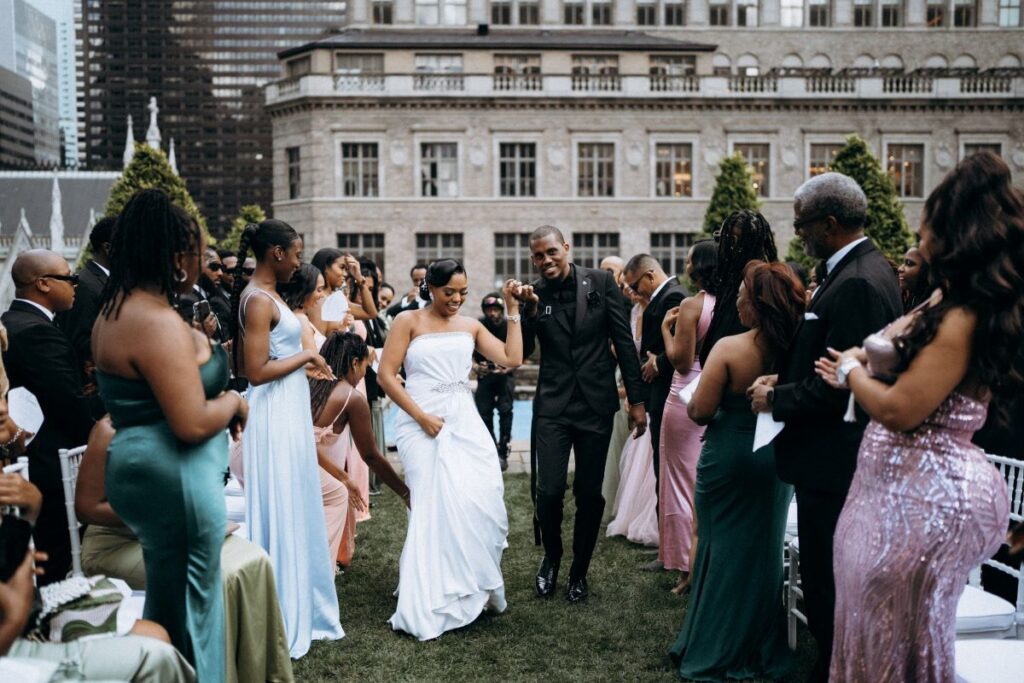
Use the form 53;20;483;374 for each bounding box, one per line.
830;392;1009;682
242;293;344;658
98;344;229;682
388;331;508;641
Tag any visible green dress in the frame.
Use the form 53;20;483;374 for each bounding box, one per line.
669;393;793;682
97;344;229;682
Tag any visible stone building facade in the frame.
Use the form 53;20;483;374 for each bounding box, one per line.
266;0;1024;296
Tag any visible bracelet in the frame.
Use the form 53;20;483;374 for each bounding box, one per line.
506;314;521;323
3;427;24;448
835;358;863;389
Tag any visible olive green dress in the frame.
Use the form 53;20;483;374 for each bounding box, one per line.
669;393;793;682
97;345;229;682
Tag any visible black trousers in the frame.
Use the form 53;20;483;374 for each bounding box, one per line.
534;395;614;581
474;373;515;454
649;408;664;515
33;486;72;586
794;486;848;683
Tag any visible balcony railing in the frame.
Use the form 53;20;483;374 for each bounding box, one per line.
413;73;465;92
266;72;1024;103
649;74;700;92
493;73;543;91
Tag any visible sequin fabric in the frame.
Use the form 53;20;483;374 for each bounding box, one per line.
830;391;1009;682
431;380;471;394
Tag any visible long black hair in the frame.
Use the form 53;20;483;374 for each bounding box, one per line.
228;219;299;369
311;248;345;288
894;151;1024;423
352;256;379;306
418;259;466;301
100;188;200;319
699;210;778;367
902;248;933;312
309;332;369;422
689;239;719;296
278;263;321;311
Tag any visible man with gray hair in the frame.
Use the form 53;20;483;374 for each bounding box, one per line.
748;172;901;682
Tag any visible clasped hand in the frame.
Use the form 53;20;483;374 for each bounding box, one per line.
747;374;778;414
814;346;866;389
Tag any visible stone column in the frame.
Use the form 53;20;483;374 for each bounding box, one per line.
617;0;637;24
542;0;562;23
978;0;999;25
905;0;927;26
761;0;781;25
688;0;710;26
833;0;854;24
470;0;487;23
348;0;370;24
395;0;416;24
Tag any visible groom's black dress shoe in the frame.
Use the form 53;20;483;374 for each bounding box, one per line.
535;556;560;597
566;577;588;603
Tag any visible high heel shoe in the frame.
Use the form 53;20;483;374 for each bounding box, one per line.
671;573;691;595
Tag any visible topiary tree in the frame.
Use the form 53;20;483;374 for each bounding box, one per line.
105;142;207;232
703;153;761;236
220;204;267;253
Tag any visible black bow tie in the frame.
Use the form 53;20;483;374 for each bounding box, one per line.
814;261;829;287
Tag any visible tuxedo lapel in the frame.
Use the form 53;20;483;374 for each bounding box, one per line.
809;239;876;312
574;269;590;334
535;278;573;337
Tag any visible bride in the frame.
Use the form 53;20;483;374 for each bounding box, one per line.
378;259;524;640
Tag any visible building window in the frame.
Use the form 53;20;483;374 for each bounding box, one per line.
286;56;311;80
564;0;585;23
664;0;687;24
809;143;841;177
964;142;1002;158
415;0;467;24
577;143;615;197
734;143;770;197
340;143;379;198
709;0;730;25
854;0;873;25
881;0;902;24
372;0;393;23
420;143;459;197
737;0;759;25
571;54;621;91
519;1;540;23
654;143;694;198
498;143;537;197
494;233;533;283
335;53;385;90
953;0;976;25
416;233;464;263
414;53;464;90
808;0;830;26
650;54;697;75
650;233;697;276
887;144;924;198
780;0;803;25
637;1;658;24
494;54;542;90
591;0;612;23
286;146;300;199
491;0;512;23
337;233;385;272
926;0;945;26
572;233;620;269
999;0;1021;26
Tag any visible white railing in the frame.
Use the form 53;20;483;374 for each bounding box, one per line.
335;73;385;92
571;73;622;92
728;75;779;93
649;74;700;92
883;74;934;94
493;73;543;92
806;75;857;93
960;74;1012;94
413;73;465;92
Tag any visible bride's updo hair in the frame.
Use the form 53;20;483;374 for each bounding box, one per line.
419;259;466;301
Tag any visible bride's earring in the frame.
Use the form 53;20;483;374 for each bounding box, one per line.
174;268;187;283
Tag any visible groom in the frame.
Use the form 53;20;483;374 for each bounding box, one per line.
518;226;647;603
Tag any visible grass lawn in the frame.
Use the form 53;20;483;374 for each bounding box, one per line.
293;473;815;682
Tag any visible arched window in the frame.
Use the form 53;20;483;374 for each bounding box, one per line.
782;53;804;68
951;54;977;69
853;54;876;69
924;54;949;69
808;54;832;69
737;53;760;77
997;54;1022;68
712;53;732;76
880;54;904;70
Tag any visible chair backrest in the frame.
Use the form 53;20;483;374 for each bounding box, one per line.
58;446;87;578
974;452;1024;630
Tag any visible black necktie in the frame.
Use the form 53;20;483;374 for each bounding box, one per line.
814;261;828;289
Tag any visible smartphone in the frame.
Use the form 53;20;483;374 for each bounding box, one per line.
0;513;32;582
193;299;212;323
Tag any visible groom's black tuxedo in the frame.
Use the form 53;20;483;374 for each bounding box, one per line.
770;238;901;680
523;265;645;582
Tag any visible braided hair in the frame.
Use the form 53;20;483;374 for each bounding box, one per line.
418;258;466;302
893;151;1024;425
699;210;778;367
309;332;369;422
228;219;299;370
100;188;200;319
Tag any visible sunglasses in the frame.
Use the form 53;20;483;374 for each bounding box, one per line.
207;262;223;272
241;267;255;276
40;273;80;286
627;269;652;291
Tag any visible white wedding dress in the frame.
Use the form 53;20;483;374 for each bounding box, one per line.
388;331;509;641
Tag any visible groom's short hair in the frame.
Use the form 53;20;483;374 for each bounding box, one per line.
529;225;566;245
624;253;662;276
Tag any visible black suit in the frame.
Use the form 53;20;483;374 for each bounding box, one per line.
2;300;100;583
56;260;107;368
386;296;422;320
523;265;645;580
638;280;686;507
771;239;902;679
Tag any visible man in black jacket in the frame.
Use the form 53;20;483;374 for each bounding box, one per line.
474;292;516;472
749;173;902;682
57;217;114;380
623;254;686;526
3;249;100;583
519;225;647;603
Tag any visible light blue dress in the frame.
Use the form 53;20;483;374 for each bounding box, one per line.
241;290;344;658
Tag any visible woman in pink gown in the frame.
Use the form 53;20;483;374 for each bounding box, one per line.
817;152;1020;682
607;295;659;546
658;240;717;593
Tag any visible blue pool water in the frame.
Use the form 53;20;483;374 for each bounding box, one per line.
384;399;534;443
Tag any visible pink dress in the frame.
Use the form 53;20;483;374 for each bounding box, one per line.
607;303;660;547
658;293;715;571
312;389;356;571
348;321;371;523
830;391;1009;682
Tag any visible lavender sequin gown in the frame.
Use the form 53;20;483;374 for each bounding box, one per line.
830;391;1009;682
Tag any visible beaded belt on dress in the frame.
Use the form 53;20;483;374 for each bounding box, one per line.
431;380;471;394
